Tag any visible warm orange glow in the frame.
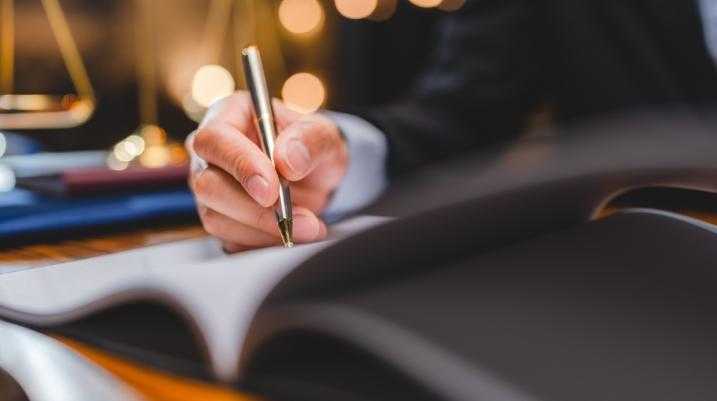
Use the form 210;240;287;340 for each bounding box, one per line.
281;72;326;114
58;336;258;401
278;0;324;35
139;124;167;145
370;0;398;21
438;0;466;11
409;0;442;8
140;145;171;168
334;0;378;20
191;65;235;108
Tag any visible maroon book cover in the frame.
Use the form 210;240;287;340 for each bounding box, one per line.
17;164;190;196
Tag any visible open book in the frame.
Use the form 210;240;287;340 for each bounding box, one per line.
5;115;717;400
0;215;388;382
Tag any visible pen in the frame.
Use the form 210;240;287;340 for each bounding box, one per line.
241;46;294;247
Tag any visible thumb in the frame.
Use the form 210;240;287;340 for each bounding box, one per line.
274;114;345;182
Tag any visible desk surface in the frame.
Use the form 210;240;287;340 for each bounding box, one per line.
3;206;717;401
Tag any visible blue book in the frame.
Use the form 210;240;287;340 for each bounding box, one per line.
0;188;197;242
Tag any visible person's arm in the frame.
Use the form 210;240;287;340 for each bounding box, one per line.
358;0;545;177
186;0;543;251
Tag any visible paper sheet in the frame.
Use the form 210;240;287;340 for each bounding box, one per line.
0;214;389;380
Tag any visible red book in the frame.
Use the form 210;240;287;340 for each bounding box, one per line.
16;164;190;196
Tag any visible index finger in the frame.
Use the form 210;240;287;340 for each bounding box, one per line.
200;92;259;145
193;122;280;208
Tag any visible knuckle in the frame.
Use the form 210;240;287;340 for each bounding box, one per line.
229;151;256;180
193;126;220;156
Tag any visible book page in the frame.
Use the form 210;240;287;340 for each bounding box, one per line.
0;215;389;381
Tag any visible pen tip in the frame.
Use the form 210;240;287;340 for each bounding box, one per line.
278;218;294;248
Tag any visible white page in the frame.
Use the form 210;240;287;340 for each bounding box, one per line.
0;215;389;380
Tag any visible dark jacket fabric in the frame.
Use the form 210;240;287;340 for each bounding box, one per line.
362;0;717;176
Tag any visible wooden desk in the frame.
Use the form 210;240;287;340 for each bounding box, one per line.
0;222;257;401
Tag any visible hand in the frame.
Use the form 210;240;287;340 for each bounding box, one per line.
186;92;348;252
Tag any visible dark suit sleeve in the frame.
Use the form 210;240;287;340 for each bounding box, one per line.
358;0;545;177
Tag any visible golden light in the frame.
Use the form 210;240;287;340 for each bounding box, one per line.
138;124;167;145
191;65;236;108
0;95;54;111
140;145;171;168
334;0;378;20
279;0;324;35
409;0;442;8
282;72;326;114
370;0;398;21
438;0;466;11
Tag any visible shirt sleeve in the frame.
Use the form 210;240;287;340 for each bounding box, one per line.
322;111;389;221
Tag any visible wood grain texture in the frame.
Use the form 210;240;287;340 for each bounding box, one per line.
0;224;207;270
56;336;258;401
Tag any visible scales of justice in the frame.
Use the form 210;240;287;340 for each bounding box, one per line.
0;0;284;169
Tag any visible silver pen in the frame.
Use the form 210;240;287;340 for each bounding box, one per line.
241;46;294;247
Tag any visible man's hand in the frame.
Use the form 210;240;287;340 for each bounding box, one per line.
187;92;348;252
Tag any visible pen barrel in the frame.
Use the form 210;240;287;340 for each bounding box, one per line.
254;116;278;160
242;45;294;226
242;46;278;159
275;178;293;222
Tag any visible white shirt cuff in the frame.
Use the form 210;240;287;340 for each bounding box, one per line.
322;111;389;221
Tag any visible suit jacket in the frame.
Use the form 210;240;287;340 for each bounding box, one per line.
360;0;717;176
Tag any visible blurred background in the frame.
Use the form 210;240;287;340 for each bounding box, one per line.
0;0;464;156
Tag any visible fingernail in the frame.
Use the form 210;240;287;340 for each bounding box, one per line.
285;139;311;176
246;175;270;204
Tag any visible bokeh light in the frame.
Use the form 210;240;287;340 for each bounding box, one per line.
191;65;236;108
438;0;466;11
409;0;442;8
334;0;378;20
279;0;325;35
113;141;135;163
370;0;398;21
282;72;326;114
123;135;146;158
106;153;129;171
140;145;172;168
0;164;16;192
